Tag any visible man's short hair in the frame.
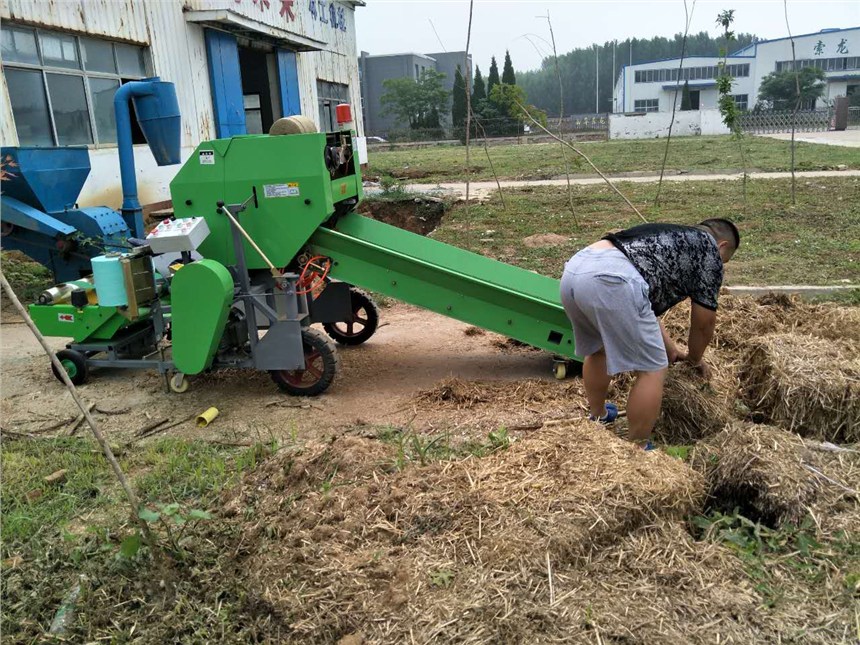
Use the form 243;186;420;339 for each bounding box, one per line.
699;218;740;250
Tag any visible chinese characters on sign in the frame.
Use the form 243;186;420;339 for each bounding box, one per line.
814;38;850;56
233;0;296;21
309;0;347;31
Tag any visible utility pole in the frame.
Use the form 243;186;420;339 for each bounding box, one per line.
612;39;617;112
595;43;599;114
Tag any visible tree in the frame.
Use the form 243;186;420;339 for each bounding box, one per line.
452;64;467;128
380;69;450;130
502;50;516;85
681;80;692;110
487;56;500;93
757;67;826;110
472;66;486;102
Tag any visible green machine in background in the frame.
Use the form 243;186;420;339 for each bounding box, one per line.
32;110;580;396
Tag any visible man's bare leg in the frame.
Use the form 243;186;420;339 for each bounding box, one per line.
583;349;612;418
627;368;667;442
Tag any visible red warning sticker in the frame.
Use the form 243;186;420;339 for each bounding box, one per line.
58;313;74;323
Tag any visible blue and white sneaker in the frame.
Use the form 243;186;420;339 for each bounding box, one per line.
589;402;619;424
642;440;657;451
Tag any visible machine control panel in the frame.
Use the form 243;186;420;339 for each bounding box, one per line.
146;217;210;254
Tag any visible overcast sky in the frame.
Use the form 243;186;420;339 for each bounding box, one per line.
355;1;860;72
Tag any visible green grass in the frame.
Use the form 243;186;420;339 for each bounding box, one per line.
431;177;860;286
0;436;273;642
367;135;860;184
1;250;53;303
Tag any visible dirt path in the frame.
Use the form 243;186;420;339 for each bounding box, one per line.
368;169;860;200
0;303;581;447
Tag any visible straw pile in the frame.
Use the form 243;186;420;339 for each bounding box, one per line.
691;422;819;526
654;362;734;444
221;422;705;643
739;333;860;442
415;377;585;411
662;294;860;352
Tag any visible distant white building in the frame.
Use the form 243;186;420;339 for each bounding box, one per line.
614;26;859;113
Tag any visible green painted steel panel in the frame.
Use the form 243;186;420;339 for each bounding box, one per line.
310;214;579;359
28;303;132;342
171;133;361;270
170;260;234;374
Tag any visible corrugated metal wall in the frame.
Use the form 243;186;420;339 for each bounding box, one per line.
1;0;363;204
1;0;149;43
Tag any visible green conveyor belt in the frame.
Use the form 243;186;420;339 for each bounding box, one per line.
311;212;579;360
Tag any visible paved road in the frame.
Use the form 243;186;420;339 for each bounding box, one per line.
367;169;860;200
761;129;860;148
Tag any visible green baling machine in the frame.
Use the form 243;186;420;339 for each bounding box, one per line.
30;111;580;396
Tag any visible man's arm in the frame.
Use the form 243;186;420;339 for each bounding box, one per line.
659;319;684;363
686;302;717;378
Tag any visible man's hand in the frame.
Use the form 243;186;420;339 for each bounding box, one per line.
686;359;712;380
666;343;687;364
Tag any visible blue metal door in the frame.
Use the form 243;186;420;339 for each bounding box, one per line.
277;49;301;117
204;29;246;138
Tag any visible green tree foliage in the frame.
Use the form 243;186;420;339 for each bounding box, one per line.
452;64;467;128
757;67;827;110
381;69;450;130
487;56;501;93
473;65;486;102
518;31;757;116
502;50;516;85
681;80;692;110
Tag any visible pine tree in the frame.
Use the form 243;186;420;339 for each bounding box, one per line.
681;80;692;110
502;50;516;85
472;65;486;102
487;56;500;92
452;64;467;127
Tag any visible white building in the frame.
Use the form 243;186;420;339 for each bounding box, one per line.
614;26;859;114
0;0;365;210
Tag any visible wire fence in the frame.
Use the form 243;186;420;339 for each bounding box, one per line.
367;114;611;144
737;109;832;134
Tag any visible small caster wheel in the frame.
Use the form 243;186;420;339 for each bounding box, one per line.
52;349;88;386
553;362;567;380
169;372;189;393
270;328;340;396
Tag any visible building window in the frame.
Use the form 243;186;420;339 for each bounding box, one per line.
317;80;350;132
1;24;149;147
634;63;750;83
634;99;659;113
732;94;749;111
776;57;858;73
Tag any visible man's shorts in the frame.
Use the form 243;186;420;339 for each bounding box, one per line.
560;246;668;375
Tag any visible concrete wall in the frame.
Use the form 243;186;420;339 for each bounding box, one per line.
359;52;435;135
610;109;730;139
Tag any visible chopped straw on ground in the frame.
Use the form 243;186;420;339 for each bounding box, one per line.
220;423;705;643
654;362;735;444
739;333;860;442
691;422;819;526
662;293;860;353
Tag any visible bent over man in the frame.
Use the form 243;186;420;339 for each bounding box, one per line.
560;219;740;449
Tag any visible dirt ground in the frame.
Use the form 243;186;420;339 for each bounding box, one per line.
1;303;582;446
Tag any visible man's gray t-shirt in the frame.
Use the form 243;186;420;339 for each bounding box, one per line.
604;223;723;316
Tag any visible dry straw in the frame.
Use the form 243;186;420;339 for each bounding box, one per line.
221;423;704;642
739;333;860;442
691;422;819;526
654;362;734;444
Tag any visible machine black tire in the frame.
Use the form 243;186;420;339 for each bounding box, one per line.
270;328;339;396
323;288;379;346
51;349;89;386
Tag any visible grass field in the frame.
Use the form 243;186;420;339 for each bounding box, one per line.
367;135;860;184
429;177;860;286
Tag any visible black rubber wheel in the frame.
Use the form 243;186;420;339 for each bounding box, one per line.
51;349;89;386
270;328;339;396
323;288;379;346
